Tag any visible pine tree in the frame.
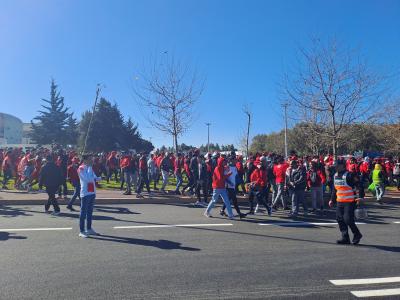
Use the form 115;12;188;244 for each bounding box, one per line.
78;98;153;152
30;79;71;145
65;114;79;146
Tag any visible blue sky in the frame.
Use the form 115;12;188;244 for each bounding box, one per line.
1;0;399;148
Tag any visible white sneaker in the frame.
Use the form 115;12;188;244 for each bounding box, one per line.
136;193;143;198
195;201;202;206
86;229;98;236
79;232;88;238
51;211;60;216
255;204;259;214
204;211;211;218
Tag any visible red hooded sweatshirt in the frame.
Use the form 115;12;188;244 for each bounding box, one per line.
212;157;231;189
250;167;268;188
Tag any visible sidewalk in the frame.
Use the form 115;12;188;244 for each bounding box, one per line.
0;188;398;206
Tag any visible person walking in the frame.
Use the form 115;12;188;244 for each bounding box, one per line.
78;154;101;238
204;157;234;219
174;153;184;195
39;155;63;215
220;155;246;218
136;153;152;197
393;159;400;191
372;163;386;204
248;159;272;216
329;159;362;245
272;157;289;210
286;160;308;217
307;161;326;213
66;157;81;211
194;154;208;207
120;152;133;195
160;153;172;193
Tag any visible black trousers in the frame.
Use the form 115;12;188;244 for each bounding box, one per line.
336;202;361;238
137;173;150;193
182;175;194;193
58;177;68;196
195;179;208;202
222;188;241;214
45;186;60;212
249;187;269;212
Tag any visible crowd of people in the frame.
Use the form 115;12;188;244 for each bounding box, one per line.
1;146;399;239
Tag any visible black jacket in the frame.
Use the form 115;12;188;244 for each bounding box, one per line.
39;161;64;188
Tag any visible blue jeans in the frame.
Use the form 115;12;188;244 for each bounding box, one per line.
375;184;385;201
206;188;233;218
80;194;95;232
175;173;183;192
68;183;81;207
290;189;307;215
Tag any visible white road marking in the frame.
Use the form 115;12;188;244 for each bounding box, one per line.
394;221;400;224
351;288;400;298
259;222;366;226
114;223;233;229
330;276;400;286
0;227;73;232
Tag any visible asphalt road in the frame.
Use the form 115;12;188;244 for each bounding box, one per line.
1;199;400;299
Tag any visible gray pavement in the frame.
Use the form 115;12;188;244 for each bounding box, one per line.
1;199;400;299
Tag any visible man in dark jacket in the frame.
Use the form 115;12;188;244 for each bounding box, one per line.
194;154;208;207
286;160;308;217
39;155;63;215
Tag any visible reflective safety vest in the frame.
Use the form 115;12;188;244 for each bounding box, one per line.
372;170;383;185
334;172;355;203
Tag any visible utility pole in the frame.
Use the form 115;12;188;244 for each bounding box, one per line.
205;123;211;153
82;84;102;155
282;103;288;159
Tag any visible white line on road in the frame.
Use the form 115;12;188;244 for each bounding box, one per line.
0;227;73;232
351;288;400;298
330;276;400;286
113;223;233;229
394;221;400;224
259;222;366;226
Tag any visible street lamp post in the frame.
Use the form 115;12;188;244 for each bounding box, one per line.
205;123;211;153
282;103;288;159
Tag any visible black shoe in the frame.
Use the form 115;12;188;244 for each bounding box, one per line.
66;205;76;212
247;211;254;215
239;213;247;219
352;233;363;245
337;238;351;245
219;210;226;216
283;207;290;211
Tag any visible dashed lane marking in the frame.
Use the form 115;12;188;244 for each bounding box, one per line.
113;223;233;229
330;277;400;286
0;227;73;232
351;288;400;298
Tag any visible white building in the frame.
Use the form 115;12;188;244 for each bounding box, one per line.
0;112;23;145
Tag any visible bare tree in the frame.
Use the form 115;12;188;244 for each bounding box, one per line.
133;54;204;153
283;38;390;157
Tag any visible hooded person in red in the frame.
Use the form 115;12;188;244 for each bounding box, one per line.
248;159;272;215
272;157;289;210
204;157;234;219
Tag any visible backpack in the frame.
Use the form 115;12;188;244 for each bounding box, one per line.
394;163;400;176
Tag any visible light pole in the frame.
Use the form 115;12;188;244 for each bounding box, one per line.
282;103;288;159
205;123;211;153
